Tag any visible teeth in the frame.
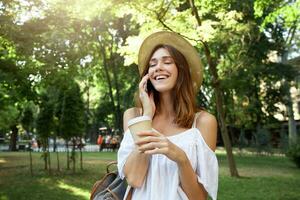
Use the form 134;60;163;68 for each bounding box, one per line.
156;75;168;80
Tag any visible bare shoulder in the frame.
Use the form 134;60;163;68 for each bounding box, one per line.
123;107;142;131
195;111;218;151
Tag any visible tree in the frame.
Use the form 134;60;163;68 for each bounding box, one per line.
117;0;240;177
36;93;54;172
59;81;85;172
0;50;37;151
0;0;43;151
116;0;299;176
255;0;300;145
20;102;36;175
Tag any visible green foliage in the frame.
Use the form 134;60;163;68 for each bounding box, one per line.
119;0;300;129
255;0;300;29
36;94;55;139
279;128;289;153
238;129;248;150
255;127;272;154
60;82;85;140
286;143;300;168
0;105;18;130
0;0;299;147
21;102;36;132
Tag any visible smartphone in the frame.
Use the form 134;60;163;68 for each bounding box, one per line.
146;80;155;94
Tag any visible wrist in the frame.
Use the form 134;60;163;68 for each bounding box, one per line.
176;151;189;167
143;112;152;118
134;148;151;159
143;107;152;116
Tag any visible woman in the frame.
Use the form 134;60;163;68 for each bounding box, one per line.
118;31;218;200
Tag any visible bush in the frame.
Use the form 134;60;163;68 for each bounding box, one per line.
255;127;272;155
286;143;300;168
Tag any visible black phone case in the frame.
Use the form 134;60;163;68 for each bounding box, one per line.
147;80;155;94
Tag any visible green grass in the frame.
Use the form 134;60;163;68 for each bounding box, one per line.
0;152;117;200
0;150;299;200
217;152;300;200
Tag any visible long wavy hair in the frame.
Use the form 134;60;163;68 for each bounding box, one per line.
137;44;198;128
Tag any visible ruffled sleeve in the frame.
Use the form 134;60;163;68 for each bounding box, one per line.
195;131;219;200
117;129;135;179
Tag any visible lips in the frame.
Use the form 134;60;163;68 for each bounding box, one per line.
153;74;169;80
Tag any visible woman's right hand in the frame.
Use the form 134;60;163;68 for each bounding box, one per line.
139;74;156;119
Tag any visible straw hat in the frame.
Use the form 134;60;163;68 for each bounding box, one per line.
138;31;203;91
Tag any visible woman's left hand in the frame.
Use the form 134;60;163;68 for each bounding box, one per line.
135;130;187;164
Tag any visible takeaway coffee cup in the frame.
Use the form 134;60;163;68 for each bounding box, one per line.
128;115;152;141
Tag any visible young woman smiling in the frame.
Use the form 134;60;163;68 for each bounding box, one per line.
118;31;218;200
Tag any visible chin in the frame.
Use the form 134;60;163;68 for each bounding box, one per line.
153;86;174;93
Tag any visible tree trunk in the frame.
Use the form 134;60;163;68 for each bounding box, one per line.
286;86;297;145
56;151;60;171
44;152;48;170
41;138;47;170
186;0;239;177
9;125;18;151
100;45;116;121
111;58;122;133
48;149;51;175
72;139;76;173
282;53;297;146
29;148;33;176
214;79;239;177
66;142;70;170
47;139;51;175
53;137;57;152
109;35;122;131
85;83;91;142
80;146;83;170
79;136;83;170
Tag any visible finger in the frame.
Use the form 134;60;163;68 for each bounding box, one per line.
136;130;160;137
138;142;166;152
149;92;154;99
139;89;147;99
139;75;150;100
144;147;167;155
138;74;149;91
135;136;161;145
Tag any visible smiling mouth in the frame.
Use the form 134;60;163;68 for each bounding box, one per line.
154;74;169;81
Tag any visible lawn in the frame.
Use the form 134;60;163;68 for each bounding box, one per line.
0;150;299;200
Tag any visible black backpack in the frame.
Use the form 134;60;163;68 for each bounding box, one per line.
90;161;128;200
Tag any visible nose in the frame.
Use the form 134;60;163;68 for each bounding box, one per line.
154;60;163;72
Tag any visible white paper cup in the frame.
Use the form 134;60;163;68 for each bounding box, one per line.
128;116;152;141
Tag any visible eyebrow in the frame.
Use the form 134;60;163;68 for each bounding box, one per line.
149;56;173;62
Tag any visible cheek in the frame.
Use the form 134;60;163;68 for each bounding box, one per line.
170;65;178;80
148;68;155;75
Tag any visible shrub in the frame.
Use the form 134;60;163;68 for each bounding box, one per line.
256;127;272;155
286;143;300;168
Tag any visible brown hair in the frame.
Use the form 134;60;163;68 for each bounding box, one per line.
137;45;197;128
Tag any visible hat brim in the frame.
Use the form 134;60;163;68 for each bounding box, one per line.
138;31;203;92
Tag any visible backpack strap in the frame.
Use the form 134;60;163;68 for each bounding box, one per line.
106;161;117;173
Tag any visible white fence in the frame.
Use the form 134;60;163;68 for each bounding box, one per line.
0;144;117;152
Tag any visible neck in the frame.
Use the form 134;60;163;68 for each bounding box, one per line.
157;91;175;119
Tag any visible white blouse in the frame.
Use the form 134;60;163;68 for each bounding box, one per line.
117;113;219;200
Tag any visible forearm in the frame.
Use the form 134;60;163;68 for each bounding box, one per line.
177;154;207;200
123;149;150;188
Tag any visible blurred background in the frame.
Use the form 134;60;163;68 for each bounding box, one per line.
0;0;299;199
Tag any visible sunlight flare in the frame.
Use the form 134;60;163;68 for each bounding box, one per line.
58;181;90;198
